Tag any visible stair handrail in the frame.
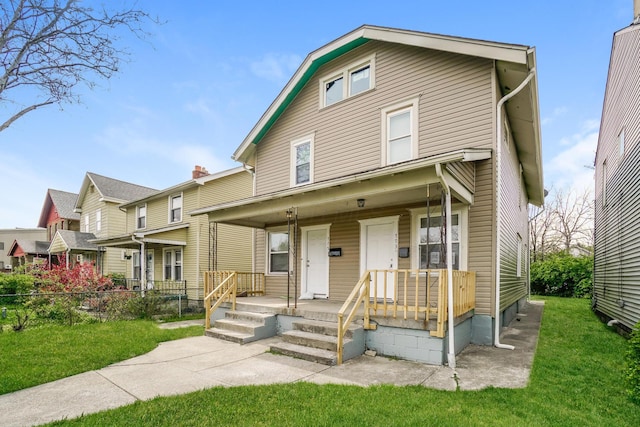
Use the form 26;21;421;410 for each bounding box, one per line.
337;270;376;365
204;271;237;329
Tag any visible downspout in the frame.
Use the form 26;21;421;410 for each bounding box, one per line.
495;67;536;350
131;235;145;294
243;163;257;276
435;163;456;369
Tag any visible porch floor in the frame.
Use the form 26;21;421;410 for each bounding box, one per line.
224;296;356;321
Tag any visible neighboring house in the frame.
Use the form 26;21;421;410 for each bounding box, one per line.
0;228;47;271
191;25;543;365
48;172;157;274
91;166;255;305
593;4;640;333
37;189;81;242
7;240;51;268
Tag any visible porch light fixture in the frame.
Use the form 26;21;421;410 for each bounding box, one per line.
357;198;365;208
286;209;293;219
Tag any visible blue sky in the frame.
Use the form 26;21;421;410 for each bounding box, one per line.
0;0;633;228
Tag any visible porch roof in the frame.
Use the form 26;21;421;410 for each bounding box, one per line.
48;230;98;253
189;148;491;228
90;223;190;249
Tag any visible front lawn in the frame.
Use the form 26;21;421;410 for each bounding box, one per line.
0;321;203;395
43;297;638;426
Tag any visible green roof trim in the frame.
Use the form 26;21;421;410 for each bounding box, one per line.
251;37;370;145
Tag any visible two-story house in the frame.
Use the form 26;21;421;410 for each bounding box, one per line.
593;3;640;333
191;25;543;366
48;172;157;273
91;166;255;306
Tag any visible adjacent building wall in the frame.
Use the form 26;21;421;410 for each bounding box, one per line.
594;24;640;331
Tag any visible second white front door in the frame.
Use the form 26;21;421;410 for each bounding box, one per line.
360;216;399;300
301;225;329;298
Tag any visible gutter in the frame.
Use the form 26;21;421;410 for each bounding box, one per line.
495;67;536;350
435;163;456;369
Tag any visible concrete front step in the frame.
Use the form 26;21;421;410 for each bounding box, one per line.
205;310;276;344
270;341;338;365
270;318;365;365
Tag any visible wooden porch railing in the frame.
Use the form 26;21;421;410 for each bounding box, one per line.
203;271;265;329
337;269;476;365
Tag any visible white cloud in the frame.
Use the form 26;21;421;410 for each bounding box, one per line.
250;53;301;83
541;106;568;125
545;123;598;195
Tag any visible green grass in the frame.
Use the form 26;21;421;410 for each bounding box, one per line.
41;297;638;426
0;321;203;395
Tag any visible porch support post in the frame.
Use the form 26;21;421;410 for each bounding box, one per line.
436;163;456;369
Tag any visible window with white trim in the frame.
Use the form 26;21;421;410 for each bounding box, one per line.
163;248;182;281
169;194;182;223
132;251;141;280
320;55;375;108
95;209;102;233
618;128;625;157
290;135;314;186
137;204;146;229
516;234;523;278
602;160;608;207
84;214;89;233
381;98;419;166
411;207;466;271
267;231;288;274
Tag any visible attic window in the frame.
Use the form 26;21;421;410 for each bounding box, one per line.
320;54;375;108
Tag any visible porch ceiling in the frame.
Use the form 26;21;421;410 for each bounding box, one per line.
195;149;490;228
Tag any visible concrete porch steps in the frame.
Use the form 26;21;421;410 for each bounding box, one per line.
270;318;365;366
205;310;276;344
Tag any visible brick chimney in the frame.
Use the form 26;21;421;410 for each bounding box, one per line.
192;165;209;179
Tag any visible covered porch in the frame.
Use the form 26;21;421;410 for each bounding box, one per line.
192;149;490;366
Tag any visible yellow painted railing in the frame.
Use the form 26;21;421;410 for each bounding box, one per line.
203;271;265;329
337;269;476;365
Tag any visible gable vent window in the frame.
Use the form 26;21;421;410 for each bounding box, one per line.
320;55;375;108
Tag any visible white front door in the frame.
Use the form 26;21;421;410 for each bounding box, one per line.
360;216;399;300
301;225;329;298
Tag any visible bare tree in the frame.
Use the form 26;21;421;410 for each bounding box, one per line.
0;0;157;132
529;202;559;262
551;187;594;254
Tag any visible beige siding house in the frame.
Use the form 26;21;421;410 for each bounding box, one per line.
92;166;255;304
593;6;640;333
48;172;157;272
192;25;543;365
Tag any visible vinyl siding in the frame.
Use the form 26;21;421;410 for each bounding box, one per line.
255;41;494;196
468;160;495;315
498;116;529;312
594;25;640;330
446;161;475;194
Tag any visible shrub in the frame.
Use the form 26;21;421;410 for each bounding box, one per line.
530;252;593;298
627;324;640;404
0;274;35;304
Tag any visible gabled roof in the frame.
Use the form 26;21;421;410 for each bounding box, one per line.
119;166;247;209
8;239;49;256
37;189;80;228
231;24;543;205
75;172;158;210
233;24;534;164
48;230;98;253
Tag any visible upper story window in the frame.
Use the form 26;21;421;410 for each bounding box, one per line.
602;160;608;207
381;97;419;166
137;204;147;229
290;134;314;186
95;209;102;233
83;214;89;233
169;194;182;223
618;128;625;158
268;231;288;274
320;54;375;108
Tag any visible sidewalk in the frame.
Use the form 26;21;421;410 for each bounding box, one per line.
0;300;543;427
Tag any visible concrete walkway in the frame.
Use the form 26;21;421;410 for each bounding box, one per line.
0;300;543;427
